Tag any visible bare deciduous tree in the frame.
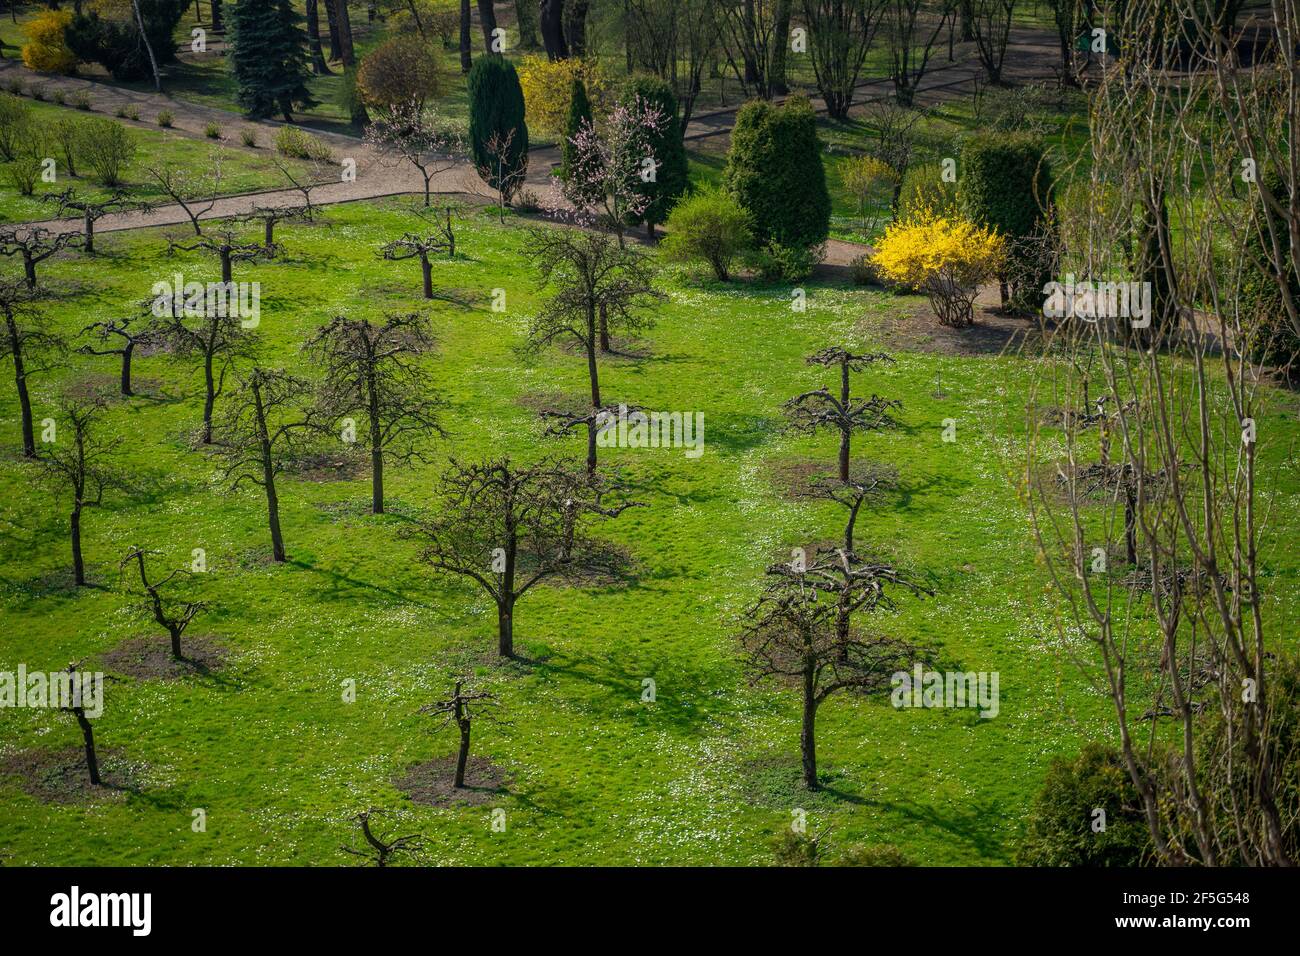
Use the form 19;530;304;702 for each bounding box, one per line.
340;809;423;866
159;304;258;445
306;312;445;514
0;226;83;288
420;678;499;787
739;557;928;789
416;457;636;657
119;547;210;660
364;99;466;207
79;309;161;397
801;0;887;119
214;368;314;562
42;188;146;255
783;348;900;482
1;280;64;458
37;395;118;587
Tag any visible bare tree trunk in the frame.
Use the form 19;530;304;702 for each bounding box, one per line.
306;0;332;74
6;315;36;458
460;0;473;72
120;341;134;396
478;0;498;51
455;721;471;786
541;0;568;59
71;505;85;586
202;352;216;444
801;664;817;789
74;709;101;785
421;253;433;299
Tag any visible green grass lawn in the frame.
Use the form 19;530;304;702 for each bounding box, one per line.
0;98;325;224
2;196;1297;865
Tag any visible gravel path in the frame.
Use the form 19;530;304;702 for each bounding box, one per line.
0;28;1065;269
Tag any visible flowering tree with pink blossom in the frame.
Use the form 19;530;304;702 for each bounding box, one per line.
364;100;466;208
561;97;667;249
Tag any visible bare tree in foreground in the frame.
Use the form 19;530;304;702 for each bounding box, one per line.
169;224;279;285
79;310;160;397
38;396;118;587
1;280;64;457
43;189;145;254
160;306;258;445
420;679;499;788
306;312;445;513
59;662;104;786
0;226;83;288
120;547;210;660
1024;0;1295;866
417;457;637;657
340;810;423;866
215;368;313;562
740;557;928;789
784;348;900;483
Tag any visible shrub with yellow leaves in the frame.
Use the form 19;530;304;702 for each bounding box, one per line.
517;55;609;139
871;211;1006;327
22;10;78;75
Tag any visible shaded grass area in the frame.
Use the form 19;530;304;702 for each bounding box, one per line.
0;197;1296;866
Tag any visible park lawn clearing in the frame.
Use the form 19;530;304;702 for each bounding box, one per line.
1;197;1297;865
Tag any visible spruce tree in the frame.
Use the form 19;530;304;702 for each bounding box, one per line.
560;77;592;181
229;0;317;123
621;75;688;238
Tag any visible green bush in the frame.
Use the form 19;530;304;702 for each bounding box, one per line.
620;75;688;233
205;122;222;139
156;109;173;127
725;95;830;252
274;125;331;161
661;185;752;281
749;240;820;283
959;132;1056;311
6;78;24;96
72;92;92;111
241;128;258;148
0;94;33;161
468;55;529;204
897;162;960;220
77;117;136;186
834;844;917;866
1016;743;1151;867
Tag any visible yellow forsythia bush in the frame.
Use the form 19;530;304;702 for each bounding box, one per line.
22;10;78;75
517;54;609;138
872;210;1006;327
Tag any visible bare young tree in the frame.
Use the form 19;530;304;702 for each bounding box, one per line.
119;547;210;660
720;0;783;98
364;99;466;207
0;226;83;288
883;0;950;106
59;662;106;786
42;189;145;254
274;157;331;222
380;229;453;299
739;556;928;789
968;0;1017;85
241;204;311;252
526;227;660;471
159;304;258;445
168;223;279;285
1023;0;1296;866
214;367;314;562
1;280;64;458
420;678;499;787
802;0;887;119
148;156;226;236
783;348;900;482
340;809;423;866
37;395;118;587
306;312;445;514
477;129;529;221
78;309;161;397
417;457;636;657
